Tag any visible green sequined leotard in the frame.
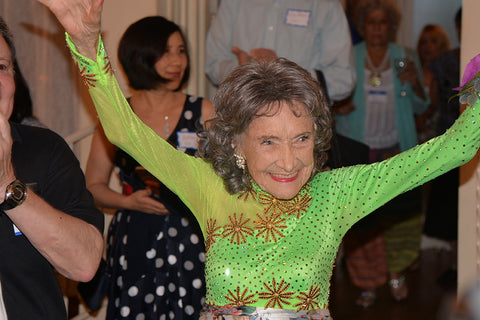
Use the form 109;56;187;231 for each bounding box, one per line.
67;35;480;312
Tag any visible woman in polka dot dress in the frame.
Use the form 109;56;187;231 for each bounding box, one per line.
85;16;214;320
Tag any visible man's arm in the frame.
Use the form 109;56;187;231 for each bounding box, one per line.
313;0;356;102
205;0;240;85
0;118;103;282
4;191;103;282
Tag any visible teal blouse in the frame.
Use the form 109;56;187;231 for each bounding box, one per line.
335;42;429;151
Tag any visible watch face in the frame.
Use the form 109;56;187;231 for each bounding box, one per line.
0;180;27;211
12;184;26;201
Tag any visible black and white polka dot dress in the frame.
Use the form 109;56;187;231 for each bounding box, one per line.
105;95;206;320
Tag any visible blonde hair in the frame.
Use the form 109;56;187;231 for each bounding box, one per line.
416;24;451;65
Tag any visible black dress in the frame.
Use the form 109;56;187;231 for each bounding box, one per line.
106;95;206;320
423;49;460;241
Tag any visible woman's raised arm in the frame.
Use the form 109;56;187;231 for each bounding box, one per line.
35;0;102;60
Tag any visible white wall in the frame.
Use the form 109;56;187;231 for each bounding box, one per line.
412;0;462;49
101;0;159;96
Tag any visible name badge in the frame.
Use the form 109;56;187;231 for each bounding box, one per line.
177;131;199;150
285;9;311;27
13;224;22;236
367;90;387;105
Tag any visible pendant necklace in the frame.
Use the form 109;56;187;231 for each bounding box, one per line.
164;115;170;136
366;49;389;87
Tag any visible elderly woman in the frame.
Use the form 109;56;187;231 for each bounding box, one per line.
334;0;429;307
37;0;480;318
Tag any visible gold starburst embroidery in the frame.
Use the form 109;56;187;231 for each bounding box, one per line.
205;218;222;252
254;212;287;243
224;286;258;306
222;212;254;244
258;278;295;309
293;284;321;311
237;188;257;202
78;64;98;88
102;56;114;77
283;193;312;218
258;193;289;214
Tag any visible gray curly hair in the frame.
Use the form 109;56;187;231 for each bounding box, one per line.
198;58;332;195
353;0;402;42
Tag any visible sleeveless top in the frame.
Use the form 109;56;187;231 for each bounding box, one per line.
105;95;206;320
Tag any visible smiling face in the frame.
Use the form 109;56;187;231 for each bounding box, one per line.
154;31;188;91
234;101;315;200
0;35;15;119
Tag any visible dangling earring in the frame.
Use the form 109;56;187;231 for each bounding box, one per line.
234;153;246;170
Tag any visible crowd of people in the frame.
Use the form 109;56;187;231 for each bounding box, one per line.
0;0;468;319
335;0;428;307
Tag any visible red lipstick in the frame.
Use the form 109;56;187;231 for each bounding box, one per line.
270;172;299;183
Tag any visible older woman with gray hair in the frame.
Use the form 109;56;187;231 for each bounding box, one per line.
35;0;480;318
334;0;429;308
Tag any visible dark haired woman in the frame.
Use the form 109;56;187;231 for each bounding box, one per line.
85;16;214;320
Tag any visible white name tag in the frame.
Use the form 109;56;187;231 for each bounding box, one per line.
367;90;387;105
177;131;199;150
13;224;22;236
285;9;311;27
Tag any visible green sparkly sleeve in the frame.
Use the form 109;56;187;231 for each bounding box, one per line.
317;102;480;227
65;34;223;230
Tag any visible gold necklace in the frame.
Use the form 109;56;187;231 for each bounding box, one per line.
366;49;389;87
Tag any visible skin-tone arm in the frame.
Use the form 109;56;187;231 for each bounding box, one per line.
231;46;251;65
249;48;278;63
201;98;215;124
332;97;356;115
415;77;440;131
85;125;169;215
0;115;103;282
231;46;278;65
85;95;214;213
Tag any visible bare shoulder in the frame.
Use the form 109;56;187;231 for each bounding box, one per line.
201;98;215;122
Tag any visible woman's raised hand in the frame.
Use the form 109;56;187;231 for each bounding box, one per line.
35;0;103;60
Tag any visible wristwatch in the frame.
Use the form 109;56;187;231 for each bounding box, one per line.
0;179;27;211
